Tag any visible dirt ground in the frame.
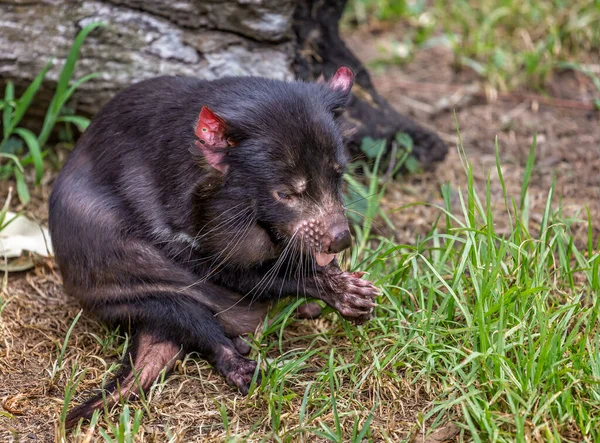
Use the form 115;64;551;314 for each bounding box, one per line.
1;26;599;442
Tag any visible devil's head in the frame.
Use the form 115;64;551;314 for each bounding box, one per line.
194;67;355;267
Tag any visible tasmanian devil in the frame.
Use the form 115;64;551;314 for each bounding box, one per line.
48;66;379;426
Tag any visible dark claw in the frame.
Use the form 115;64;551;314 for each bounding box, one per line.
349;271;366;278
344;294;377;309
338;305;372;318
345;277;368;288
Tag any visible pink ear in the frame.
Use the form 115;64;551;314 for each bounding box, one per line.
328;66;354;93
195;106;229;173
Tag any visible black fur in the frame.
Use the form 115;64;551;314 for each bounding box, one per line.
49;73;378;425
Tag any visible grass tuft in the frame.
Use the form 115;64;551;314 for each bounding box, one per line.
234;127;600;441
0;22;102;204
344;0;600;91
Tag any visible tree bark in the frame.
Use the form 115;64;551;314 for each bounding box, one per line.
293;0;447;166
0;0;447;166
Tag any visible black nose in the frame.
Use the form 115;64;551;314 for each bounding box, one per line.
328;229;352;253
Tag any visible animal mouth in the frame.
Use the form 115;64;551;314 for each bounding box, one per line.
314;251;336;267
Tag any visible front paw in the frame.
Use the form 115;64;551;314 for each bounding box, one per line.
324;271;379;324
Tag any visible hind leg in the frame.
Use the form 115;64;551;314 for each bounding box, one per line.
103;292;261;394
66;284;261;427
65;329;183;428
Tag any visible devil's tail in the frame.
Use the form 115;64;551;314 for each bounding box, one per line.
65;331;183;428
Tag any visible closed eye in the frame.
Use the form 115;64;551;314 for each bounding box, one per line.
332;107;344;118
273;190;297;202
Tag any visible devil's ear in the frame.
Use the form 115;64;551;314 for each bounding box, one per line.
327;66;354;94
320;67;354;116
195;106;235;173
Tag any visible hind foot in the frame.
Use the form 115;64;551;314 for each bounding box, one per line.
215;347;259;395
296;302;323;319
233;335;252;355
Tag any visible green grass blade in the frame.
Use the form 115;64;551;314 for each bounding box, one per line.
56;73;100;112
13;168;30;205
0;187;13;230
58;363;87;438
0;153;24;173
55;22;105;107
13;127;43;184
55;310;83;377
519;133;537;212
354;410;373;442
38;22;104;146
328;349;342;442
38;71;100;147
2;81;14;141
9;60;53;133
56;115;91;132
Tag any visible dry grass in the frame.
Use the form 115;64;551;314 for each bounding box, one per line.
0;264;432;441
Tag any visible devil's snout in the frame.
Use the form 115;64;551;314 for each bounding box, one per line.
327;225;352;253
298;213;352;267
